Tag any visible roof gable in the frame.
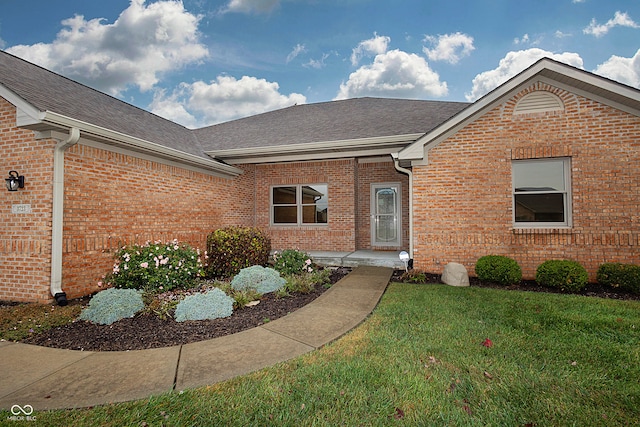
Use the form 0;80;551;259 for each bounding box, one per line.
398;58;640;161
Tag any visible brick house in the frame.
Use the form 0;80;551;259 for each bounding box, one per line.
1;50;638;303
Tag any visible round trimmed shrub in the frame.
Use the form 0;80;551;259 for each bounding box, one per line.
231;265;286;295
174;288;234;322
474;255;522;285
206;227;271;278
597;263;640;294
536;260;588;292
80;288;144;325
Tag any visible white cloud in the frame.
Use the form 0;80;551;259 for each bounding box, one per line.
583;11;639;37
6;0;208;96
304;53;330;69
286;44;306;63
465;48;584;101
350;33;391;66
220;0;280;15
554;30;572;39
423;32;474;64
335;49;448;100
594;49;640;88
150;75;307;127
514;34;530;45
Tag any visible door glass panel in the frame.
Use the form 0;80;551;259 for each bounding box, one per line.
374;187;398;244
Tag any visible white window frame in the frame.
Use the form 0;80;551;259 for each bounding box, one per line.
271;184;328;226
512;157;572;228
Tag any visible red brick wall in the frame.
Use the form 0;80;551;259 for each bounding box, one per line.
0;98;55;302
255;159;357;252
356;159;409;250
61;145;255;299
1;97;256;302
412;82;640;281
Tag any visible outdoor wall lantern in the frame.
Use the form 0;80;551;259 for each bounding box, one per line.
5;170;25;191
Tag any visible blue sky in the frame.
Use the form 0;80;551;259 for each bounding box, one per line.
1;0;639;128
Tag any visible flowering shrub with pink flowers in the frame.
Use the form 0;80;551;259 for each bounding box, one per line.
106;239;205;292
272;249;315;276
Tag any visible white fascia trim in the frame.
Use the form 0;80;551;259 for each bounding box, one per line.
206;133;423;164
398;68;543;161
0;84;45;127
40;111;243;177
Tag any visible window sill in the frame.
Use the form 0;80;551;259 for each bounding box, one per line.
512;227;573;234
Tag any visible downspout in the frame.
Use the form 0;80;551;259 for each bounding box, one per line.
392;153;414;264
51;127;80;305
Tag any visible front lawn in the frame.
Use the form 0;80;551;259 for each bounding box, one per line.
5;284;640;426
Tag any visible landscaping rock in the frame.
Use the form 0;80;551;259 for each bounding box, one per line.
441;262;470;287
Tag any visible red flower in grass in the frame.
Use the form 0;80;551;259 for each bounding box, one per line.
482;338;493;348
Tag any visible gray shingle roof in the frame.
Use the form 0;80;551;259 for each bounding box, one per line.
1;50;471;159
0;50;204;159
194;97;470;151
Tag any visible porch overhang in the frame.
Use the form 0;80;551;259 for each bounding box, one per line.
206;133;424;164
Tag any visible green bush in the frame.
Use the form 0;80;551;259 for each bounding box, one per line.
280;269;332;296
231;265;286;295
107;239;204;292
597;263;640;294
475;255;522;285
174;288;234;322
206;227;271;278
536;260;589;292
273;249;314;275
399;270;428;284
79;288;144;325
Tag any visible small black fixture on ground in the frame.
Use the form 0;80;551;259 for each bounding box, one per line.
5;170;25;191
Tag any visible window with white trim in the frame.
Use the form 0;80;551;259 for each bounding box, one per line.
272;184;328;225
512;158;571;227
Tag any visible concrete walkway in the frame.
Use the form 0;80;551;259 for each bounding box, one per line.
0;266;392;411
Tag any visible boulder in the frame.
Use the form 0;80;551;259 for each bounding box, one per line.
441;262;470;287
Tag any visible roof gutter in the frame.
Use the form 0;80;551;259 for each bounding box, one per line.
50;127;80;305
392;153;413;262
40;111;243;177
206;133;424;164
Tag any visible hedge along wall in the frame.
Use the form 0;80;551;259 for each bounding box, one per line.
60;143;256;300
412;82;640;281
254;159;357;252
0;98;55;302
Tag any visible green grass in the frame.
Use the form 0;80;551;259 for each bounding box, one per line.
0;302;82;341
3;284;639;426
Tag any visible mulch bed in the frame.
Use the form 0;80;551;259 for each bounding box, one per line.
391;270;640;301
20;268;351;352
18;267;638;352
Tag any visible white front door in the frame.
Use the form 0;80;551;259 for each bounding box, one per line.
371;183;401;247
